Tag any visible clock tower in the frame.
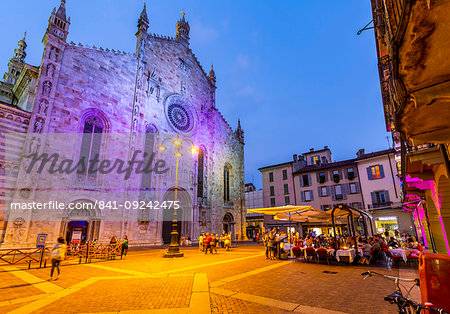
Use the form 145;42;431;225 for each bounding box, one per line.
45;0;70;43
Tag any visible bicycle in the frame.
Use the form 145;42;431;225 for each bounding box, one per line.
361;270;449;314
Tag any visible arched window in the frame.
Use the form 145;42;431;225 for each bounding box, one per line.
197;147;204;198
141;124;157;191
78;116;103;181
224;165;230;202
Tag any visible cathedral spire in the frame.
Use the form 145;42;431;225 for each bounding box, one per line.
176;10;190;48
235;118;244;144
56;0;67;20
3;32;27;85
137;2;149;34
208;64;216;86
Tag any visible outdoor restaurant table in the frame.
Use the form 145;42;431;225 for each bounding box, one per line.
390;248;413;263
335;248;362;263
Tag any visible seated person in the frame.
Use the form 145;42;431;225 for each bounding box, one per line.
387;237;399;248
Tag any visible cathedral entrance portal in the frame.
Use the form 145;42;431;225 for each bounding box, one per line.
161;188;192;244
66;221;88;244
223;213;235;239
60;200;100;245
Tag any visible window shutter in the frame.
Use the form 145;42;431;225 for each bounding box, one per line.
310;157;314;165
371;192;377;204
300;176;304;187
318;186;322;197
300;191;305;202
344;169;348;179
379;165;385;178
316;173;320;182
358;202;363;210
384;190;390;202
342;184;347;200
311;190;314;201
326;186;330;197
308;174;312;185
367;167;373;180
331;186;336;201
356;182;361;193
354;169;358;178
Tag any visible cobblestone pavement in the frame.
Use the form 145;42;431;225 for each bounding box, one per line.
0;244;420;313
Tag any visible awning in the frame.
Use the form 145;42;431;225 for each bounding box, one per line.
247;205;313;216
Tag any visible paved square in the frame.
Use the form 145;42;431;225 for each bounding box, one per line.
0;244;419;313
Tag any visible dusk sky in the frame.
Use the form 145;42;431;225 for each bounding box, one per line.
0;0;390;189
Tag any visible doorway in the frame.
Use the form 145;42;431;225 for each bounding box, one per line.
66;220;88;244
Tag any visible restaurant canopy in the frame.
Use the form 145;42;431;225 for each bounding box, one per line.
247;205;314;216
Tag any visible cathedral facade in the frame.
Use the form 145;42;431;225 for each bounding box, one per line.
0;1;246;247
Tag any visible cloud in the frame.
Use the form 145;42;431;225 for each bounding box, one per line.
190;21;219;43
236;54;250;68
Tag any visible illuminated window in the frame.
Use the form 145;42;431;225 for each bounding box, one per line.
367;165;385;180
312;155;319;165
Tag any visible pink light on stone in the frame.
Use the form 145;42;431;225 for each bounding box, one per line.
439;215;450;255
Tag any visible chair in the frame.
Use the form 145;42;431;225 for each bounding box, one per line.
408;251;419;266
305;247;317;263
316;248;330;265
292;246;303;260
384;250;402;266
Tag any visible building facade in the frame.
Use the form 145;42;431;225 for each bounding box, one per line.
259;146;413;235
370;0;450;254
0;2;246;247
244;183;264;239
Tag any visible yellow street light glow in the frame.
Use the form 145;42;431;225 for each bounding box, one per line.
174;151;183;158
189;145;199;154
157;144;167;152
172;137;182;147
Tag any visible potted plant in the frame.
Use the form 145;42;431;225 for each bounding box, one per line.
333;174;340;183
348;172;355;180
319;176;326;184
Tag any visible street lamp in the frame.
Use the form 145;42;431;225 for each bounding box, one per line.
158;135;198;258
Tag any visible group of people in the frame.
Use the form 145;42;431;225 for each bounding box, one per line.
198;232;232;254
260;227;424;264
179;234;192;246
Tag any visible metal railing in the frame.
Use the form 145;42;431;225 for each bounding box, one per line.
0;247;49;268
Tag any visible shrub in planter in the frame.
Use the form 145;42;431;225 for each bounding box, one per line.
348;172;355;180
319;176;326;184
333;174;340;183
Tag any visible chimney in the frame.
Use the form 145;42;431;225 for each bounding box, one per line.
293;154;298;162
324;146;328;150
310;148;314;152
356;149;365;158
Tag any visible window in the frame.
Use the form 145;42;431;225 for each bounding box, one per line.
269;172;274;182
319;172;326;183
334;185;343;199
141;125;156;192
301;174;311;187
197;147;204;197
282;169;288;180
372;190;389;204
78;116;103;181
349;183;357;194
224;166;230;202
320;186;328;197
321;205;331;211
283;184;289;195
332;170;340;182
270;186;275;196
304;191;312;201
312;155;319;165
347;168;355;180
351;202;360;209
270;198;276;207
284;196;290;205
367;165;385;180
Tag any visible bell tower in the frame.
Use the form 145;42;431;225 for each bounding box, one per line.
176;11;190;48
3;32;27;85
45;0;70;43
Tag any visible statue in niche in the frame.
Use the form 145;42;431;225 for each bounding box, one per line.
34;118;44;133
49;47;59;62
29;137;41;154
42;81;52;97
46;63;55;79
38;99;48;115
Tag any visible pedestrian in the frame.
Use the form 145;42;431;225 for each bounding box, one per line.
256;233;260;245
224;232;231;251
220;234;225;248
204;233;212;254
209;234;217;254
263;232;269;259
199;233;204;252
187;235;191;246
121;235;129;258
50;236;67;281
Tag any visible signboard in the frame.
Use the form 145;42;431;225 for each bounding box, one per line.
36;234;47;248
71;230;82;244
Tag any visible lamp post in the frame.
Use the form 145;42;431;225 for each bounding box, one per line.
158;136;198;258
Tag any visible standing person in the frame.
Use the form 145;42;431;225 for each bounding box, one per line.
204;233;212;254
50;237;67;281
263;232;269;259
256;233;260;245
268;229;276;260
121;235;129;258
220;234;225;248
187;235;191;246
209;234;217;254
199;233;204;252
224;232;231;251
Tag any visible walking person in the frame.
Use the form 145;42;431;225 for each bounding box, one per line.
50;237;67;281
224;232;232;251
121;235;129;258
199;233;204;252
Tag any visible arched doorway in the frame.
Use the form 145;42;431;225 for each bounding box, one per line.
161;188;192;244
223;213;235;239
61;200;100;245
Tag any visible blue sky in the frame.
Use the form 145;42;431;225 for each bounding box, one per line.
0;0;389;189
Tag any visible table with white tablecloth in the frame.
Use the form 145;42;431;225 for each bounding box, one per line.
335;248;363;263
390;248;413;263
